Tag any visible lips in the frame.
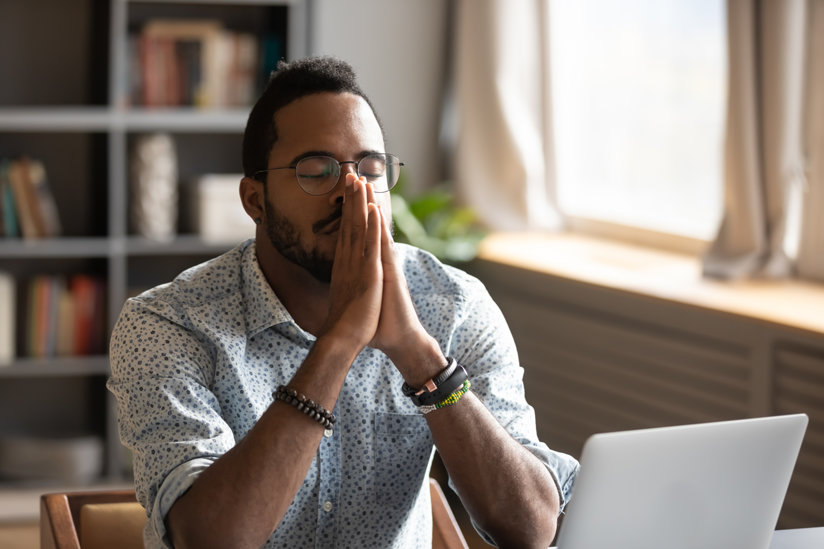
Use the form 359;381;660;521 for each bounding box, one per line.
312;211;341;235
321;217;341;234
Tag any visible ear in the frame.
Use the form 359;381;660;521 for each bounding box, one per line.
239;176;265;224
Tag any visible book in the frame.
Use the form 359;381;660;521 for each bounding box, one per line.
71;275;105;356
25;275;47;357
134;19;260;108
18;274;106;358
28;159;61;237
185;174;255;243
0;163;6;238
1;161;18;237
227;33;258;106
56;281;75;357
7;158;43;238
0;272;14;365
139;19;222;107
4;157;59;239
28;275;59;358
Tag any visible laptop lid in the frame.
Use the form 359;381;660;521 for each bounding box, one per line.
556;414;808;549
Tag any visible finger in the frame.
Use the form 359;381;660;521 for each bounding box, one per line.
365;203;381;263
348;177;368;251
378;204;395;251
364;177;376;205
337;174;358;255
379;204;406;283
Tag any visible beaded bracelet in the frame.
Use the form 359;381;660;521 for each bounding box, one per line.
418;380;471;415
273;385;337;430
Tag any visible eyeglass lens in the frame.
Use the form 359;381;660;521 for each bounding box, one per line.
296;154;400;195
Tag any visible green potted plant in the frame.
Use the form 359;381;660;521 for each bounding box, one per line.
390;175;486;264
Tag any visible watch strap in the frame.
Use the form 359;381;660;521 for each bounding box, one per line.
410;364;467;407
401;357;457;398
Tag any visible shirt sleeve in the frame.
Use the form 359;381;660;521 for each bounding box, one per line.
442;272;580;542
107;296;237;548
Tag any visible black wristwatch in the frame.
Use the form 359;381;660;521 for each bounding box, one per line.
401;357;467;406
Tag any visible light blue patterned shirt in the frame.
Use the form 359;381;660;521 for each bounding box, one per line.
108;239;579;548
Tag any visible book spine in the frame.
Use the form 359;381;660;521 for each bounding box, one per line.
0;272;14;365
71;275;106;356
29;160;62;237
56;280;75;357
8;159;39;239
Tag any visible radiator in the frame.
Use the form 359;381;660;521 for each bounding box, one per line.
468;259;824;529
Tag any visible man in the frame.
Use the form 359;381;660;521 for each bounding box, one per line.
108;56;578;549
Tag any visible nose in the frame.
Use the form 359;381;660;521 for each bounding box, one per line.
328;162;357;205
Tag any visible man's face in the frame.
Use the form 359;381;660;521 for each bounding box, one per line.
261;92;390;283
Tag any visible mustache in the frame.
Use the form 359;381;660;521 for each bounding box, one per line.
312;208;343;234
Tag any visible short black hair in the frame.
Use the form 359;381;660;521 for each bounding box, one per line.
242;56;382;178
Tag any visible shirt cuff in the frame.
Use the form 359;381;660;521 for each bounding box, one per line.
147;457;216;548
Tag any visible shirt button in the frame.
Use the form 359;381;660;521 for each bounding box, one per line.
322;501;333;512
323;428;333;438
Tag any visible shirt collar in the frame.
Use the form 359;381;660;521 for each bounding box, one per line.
241;241;296;337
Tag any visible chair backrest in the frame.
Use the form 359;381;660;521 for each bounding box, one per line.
430;477;470;549
40;490;144;549
42;480;468;549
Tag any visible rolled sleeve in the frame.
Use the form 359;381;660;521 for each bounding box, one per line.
144;458;215;548
108;297;236;546
443;270;579;519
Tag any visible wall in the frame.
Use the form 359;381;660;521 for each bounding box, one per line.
465;257;824;530
311;0;450;195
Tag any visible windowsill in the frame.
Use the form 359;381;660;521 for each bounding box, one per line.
477;231;824;337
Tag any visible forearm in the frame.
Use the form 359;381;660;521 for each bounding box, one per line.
389;336;559;547
427;392;560;548
167;336;358;549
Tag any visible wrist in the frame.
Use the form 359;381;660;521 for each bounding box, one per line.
312;330;364;367
385;333;447;388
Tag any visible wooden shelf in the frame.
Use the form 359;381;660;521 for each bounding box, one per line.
0;107;248;133
0;238;110;258
0;0;308;505
124;235;238;256
0;356;109;377
0;107;112;132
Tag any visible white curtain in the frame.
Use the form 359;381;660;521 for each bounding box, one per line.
452;0;562;230
796;0;824;280
703;0;824;281
452;0;824;282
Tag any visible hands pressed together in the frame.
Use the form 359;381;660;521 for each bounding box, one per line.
319;173;430;373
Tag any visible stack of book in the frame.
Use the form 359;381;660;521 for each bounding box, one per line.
128;19;277;108
21;274;107;359
0;157;61;239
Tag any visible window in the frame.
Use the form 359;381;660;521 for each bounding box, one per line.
549;0;727;241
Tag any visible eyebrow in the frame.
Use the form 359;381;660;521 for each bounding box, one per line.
287;149;384;166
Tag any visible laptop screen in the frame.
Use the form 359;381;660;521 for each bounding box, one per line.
555;414;808;549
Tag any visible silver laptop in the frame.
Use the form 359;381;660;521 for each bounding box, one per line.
555;414;808;549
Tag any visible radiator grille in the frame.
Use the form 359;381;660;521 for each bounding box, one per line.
470;260;824;529
774;346;824;528
494;293;751;457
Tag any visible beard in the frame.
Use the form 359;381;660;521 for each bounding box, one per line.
263;197;336;283
261;190;396;284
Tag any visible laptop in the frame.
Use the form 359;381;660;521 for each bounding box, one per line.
555;414;808;549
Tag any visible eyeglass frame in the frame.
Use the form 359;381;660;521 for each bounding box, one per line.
253;153;404;196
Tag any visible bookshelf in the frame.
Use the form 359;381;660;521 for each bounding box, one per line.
0;0;310;501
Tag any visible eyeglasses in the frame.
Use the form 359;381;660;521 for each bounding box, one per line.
254;153;404;196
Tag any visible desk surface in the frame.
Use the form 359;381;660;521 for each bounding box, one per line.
770;528;824;548
549;527;824;549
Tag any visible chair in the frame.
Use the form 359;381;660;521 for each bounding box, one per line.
430;477;470;549
41;479;468;549
40;489;144;549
